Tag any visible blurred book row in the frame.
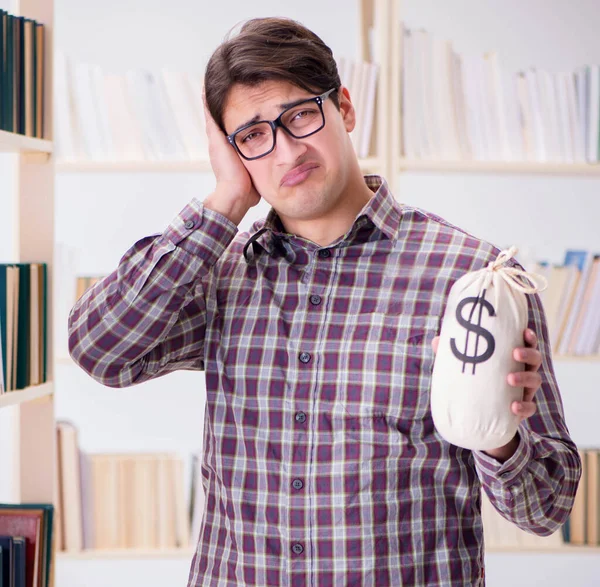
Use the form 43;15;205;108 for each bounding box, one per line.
54;52;379;163
337;57;379;159
56;421;205;553
565;448;600;546
534;250;600;356
0;9;45;138
0;263;48;394
0;503;54;587
400;24;600;164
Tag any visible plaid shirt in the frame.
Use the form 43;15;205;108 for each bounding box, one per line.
68;175;580;586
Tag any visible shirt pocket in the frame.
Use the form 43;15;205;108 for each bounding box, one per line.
339;313;440;445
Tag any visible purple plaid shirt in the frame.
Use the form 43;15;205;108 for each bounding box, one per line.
68;175;580;586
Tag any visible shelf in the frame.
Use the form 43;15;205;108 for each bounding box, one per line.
0;129;52;154
0;382;54;408
56;157;381;174
56;159;212;173
57;548;194;560
486;545;600;554
553;354;600;362
397;158;600;176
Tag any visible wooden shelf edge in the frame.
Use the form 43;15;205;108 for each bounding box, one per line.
57;547;195;560
0;129;52;154
56;157;380;174
398;158;600;175
486;545;600;554
0;382;54;408
55;159;212;173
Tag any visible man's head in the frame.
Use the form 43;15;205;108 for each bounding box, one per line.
204;17;370;237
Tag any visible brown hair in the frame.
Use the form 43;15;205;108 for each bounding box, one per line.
204;17;341;134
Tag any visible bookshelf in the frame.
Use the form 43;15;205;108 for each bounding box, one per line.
0;0;56;586
385;0;600;576
51;0;390;568
386;1;600;191
55;155;383;174
397;158;600;176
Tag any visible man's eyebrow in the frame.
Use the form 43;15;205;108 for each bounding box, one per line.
232;96;312;135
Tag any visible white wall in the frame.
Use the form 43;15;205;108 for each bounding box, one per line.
53;1;600;586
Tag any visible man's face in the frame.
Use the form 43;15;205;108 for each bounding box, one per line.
222;80;356;226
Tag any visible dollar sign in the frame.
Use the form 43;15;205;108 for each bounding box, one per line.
450;288;496;375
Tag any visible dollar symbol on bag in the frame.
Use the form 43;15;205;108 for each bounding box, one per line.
450;288;496;374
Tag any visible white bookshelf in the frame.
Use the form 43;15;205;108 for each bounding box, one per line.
0;382;54;408
0;128;52;154
0;1;56;586
386;0;600;576
57;548;195;560
397;158;600;176
55;156;383;175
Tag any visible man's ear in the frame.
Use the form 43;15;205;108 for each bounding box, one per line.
338;85;356;133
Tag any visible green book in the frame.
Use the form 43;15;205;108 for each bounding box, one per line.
15;264;30;391
0;265;8;391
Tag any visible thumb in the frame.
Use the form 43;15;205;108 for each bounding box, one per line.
432;335;440;355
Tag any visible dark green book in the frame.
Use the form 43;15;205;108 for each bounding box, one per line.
0;265;8;391
12;538;25;587
0;537;13;587
15;264;30;391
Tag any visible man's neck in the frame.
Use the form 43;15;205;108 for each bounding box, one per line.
278;174;374;247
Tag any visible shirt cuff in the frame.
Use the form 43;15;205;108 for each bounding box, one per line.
163;197;238;255
473;425;533;487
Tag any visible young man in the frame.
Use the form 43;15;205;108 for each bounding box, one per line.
68;17;580;587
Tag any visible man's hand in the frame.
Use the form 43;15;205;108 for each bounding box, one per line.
202;91;261;226
431;328;543;462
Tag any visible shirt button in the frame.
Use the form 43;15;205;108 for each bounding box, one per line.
299;352;311;364
184;220;195;230
318;249;331;258
292;543;304;555
309;294;321;306
292;478;304;490
295;411;307;423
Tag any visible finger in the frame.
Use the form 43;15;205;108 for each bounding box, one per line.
512;347;542;370
511;400;537;420
507;371;541;391
524;328;538;349
431;336;440;355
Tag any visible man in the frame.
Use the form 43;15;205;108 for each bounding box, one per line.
68;17;581;587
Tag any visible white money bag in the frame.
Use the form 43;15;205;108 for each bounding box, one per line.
430;246;547;451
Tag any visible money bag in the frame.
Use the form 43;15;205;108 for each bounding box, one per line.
430;246;547;451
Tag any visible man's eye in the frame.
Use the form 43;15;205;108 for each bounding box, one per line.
293;109;317;120
241;131;263;144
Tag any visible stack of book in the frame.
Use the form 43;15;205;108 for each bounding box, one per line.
54;53;379;163
0;263;48;394
564;448;600;546
0;503;54;587
400;24;600;164
533;250;600;356
0;9;45;138
56;421;190;552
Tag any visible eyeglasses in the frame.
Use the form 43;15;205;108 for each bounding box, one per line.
226;88;337;161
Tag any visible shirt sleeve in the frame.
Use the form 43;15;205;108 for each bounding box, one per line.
472;288;582;536
67;199;238;388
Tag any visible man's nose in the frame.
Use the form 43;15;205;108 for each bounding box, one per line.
273;126;308;162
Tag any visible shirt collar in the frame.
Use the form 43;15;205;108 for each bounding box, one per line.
243;174;402;262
